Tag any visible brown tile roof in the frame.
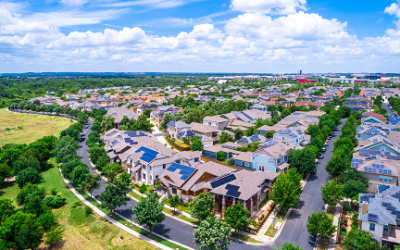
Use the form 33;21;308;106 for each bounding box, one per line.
363;112;387;121
190;122;219;133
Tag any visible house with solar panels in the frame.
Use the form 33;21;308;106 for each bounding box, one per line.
166;121;192;141
356;125;390;140
359;186;400;247
236;134;268;147
106;107;139;128
251;139;295;172
158;161;279;217
273;128;305;147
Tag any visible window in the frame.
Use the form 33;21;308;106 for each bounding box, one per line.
384;176;388;182
149;166;152;171
172;186;177;195
194;158;199;162
380;176;383;181
150;175;152;181
163;164;166;169
370;223;375;231
262;166;265;171
142;165;146;170
175;159;180;164
156;175;158;179
384;225;389;232
268;158;275;164
243;162;245;167
396;221;400;227
143;173;146;180
389;177;393;182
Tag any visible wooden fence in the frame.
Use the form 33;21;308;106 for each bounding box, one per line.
165;136;191;151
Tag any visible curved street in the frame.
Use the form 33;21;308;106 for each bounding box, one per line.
76;119;345;250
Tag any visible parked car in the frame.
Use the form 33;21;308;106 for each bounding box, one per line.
327;136;332;140
318;153;323;159
322;147;326;152
311;168;317;174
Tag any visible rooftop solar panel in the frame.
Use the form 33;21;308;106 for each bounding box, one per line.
226;190;241;198
106;131;118;137
368;214;378;223
226;184;239;191
211;174;237;189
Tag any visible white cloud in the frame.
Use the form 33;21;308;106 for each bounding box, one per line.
60;0;89;6
230;0;307;15
177;24;225;40
104;0;187;9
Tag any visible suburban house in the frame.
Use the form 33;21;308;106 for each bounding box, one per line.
203;115;229;130
167;121;191;140
158;161;279;218
251;139;295;172
358;186;400;248
273;128;305;147
236;134;268;147
249;104;268;112
190;122;219;138
106;107;139;128
362;112;388;124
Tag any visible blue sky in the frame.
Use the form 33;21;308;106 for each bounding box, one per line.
1;0;400;73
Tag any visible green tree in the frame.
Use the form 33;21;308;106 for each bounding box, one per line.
321;125;331;138
269;168;303;213
16;183;46;207
190;192;214;221
15;214;44;250
321;180;344;208
191;135;204;151
265;130;275;138
0;198;15;224
274;242;303;250
217;151;225;161
160;112;174;130
0;163;13;186
84;173;101;198
342;180;367;200
193;216;231;250
246;126;256;136
132;192;166;237
326;154;348;178
98;179;130;218
342;228;384;250
44;225;64;247
233;128;244;140
255;118;264;129
282;109;291;117
306;211;336;240
224;203;249;236
38;212;56;231
103;163;123;183
25;194;45;215
288;147;316;175
305;124;320;138
168;195;180;215
101;115;115;132
219;132;234;144
16;167;40;188
70;164;90;189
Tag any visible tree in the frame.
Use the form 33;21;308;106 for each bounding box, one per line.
132;192;166;237
38;212;56;231
265;130;275;138
118;171;131;187
191;135;204;151
246;126;256;136
233;128;244;140
269;168;303;213
44;225;64;247
306;211;336;241
217;151;225;161
325;154;348;178
15;214;44;250
224;203;249;236
342;180;367;200
321;125;331;138
342;228;384;250
306;124;320;138
168;195;180;215
160;112;174;130
70;164;90;189
0;198;15;223
101;115;115;132
98;179;130;218
282;109;291;117
255;118;264;129
103;163;123;183
274;242;303;250
84;173;101;198
321;180;344;208
0;163;13;186
190;192;214;221
219;132;234;144
288;147;316;175
16;183;46;207
193;216;231;250
16;167;40;188
25;194;45;215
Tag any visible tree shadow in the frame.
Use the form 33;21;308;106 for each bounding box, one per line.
153;223;172;238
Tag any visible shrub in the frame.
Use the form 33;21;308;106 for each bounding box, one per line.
84;206;93;216
217;151;225;161
227;159;234;165
44;195;67;208
16;167;40;188
51;188;58;195
139;184;147;194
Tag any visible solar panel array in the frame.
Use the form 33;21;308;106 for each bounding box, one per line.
378;185;390;193
388;154;400;160
211;174;237;189
360;195;370;203
221;144;238;150
112;139;120;146
166;163;196;180
226;184;239;191
124;138;138;145
365;127;384;135
226;190;241;198
379;169;392;175
264;140;278;147
106;131;118;137
351;158;363;167
382;202;400;219
368;214;378;222
372;164;385;169
359;149;384;157
135;146;159;163
125;131;138;137
250;135;262;142
364;167;377;173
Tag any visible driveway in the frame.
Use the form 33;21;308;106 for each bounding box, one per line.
76;119;346;250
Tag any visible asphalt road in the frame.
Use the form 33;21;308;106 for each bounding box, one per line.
76;119;346;250
382;103;395;116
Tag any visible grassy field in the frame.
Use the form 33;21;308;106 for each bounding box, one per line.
265;212;286;238
0;159;159;250
0;108;73;146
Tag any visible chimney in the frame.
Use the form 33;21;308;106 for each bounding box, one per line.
361;201;368;215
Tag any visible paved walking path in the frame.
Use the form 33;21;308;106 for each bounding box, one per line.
328;204;341;250
59;168;174;250
150;120;169;146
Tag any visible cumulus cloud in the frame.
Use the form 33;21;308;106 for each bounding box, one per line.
230;0;307;15
60;0;89;6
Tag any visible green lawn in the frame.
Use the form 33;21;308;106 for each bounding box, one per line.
162;207;199;225
164;200;191;213
0;108;73;146
265;212;286;238
232;233;263;244
0;158;159;250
